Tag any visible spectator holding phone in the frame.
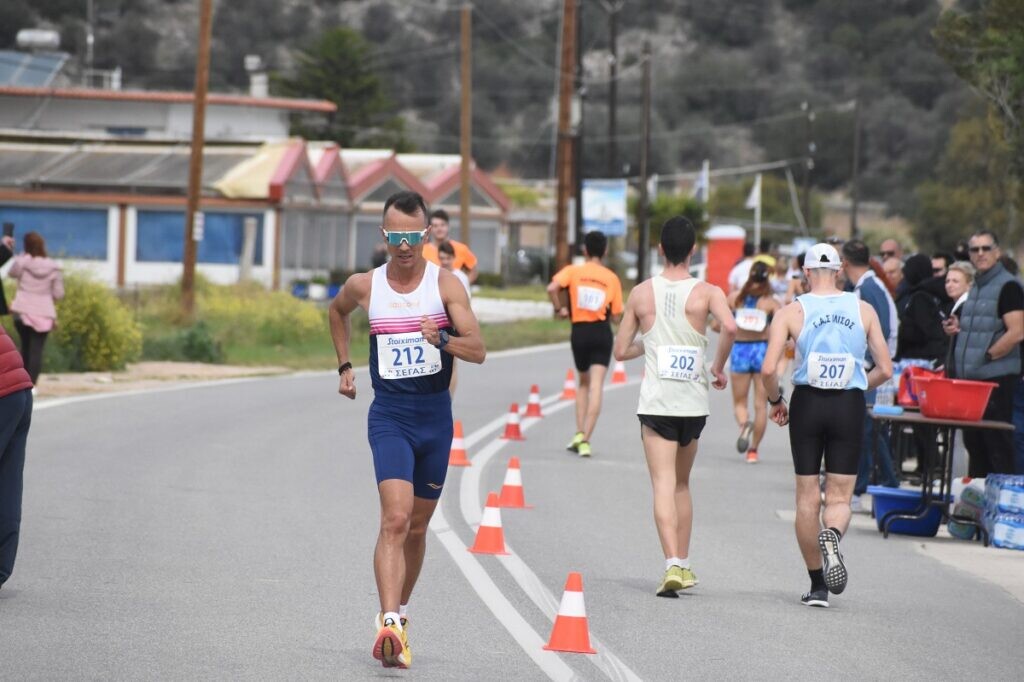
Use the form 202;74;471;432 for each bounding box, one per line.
8;232;64;385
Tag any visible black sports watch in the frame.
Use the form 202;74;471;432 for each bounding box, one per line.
337;361;353;375
435;329;450;351
768;388;785;406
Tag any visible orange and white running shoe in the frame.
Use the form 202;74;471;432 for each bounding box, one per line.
746;449;759;464
372;617;410;669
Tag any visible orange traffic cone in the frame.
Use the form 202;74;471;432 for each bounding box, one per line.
543;572;597;654
468;492;509;555
500;403;525;441
448;420;471;467
525;384;544;418
611;360;627;384
498;457;532;508
560;370;577;400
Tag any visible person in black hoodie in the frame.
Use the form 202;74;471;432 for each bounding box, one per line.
897;253;952;363
896;253;953;480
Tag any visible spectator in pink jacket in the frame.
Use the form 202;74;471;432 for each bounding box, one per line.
8;232;64;385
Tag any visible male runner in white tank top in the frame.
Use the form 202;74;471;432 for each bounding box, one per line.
761;243;892;608
614;216;737;597
329;191;486;668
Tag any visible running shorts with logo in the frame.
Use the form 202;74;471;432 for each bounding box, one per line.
369;391;454;499
789;292;869;476
366;262;456;499
571;321;613;371
730;340;768;374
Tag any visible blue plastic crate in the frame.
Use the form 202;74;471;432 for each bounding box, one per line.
868;486;951;537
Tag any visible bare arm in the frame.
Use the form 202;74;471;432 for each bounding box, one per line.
425;271;486;364
707;285;737;387
546;279;569;318
613;290;644;361
328;273;369;399
761;305;793;402
464;264;479;284
988;310;1024;360
861;302;894;390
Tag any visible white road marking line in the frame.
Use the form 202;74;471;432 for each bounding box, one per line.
456;381;644;682
428;506;580;682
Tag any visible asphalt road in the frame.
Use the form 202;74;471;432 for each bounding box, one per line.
1;344;1021;680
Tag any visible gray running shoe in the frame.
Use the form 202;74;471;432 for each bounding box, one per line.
736;421;753;453
818;529;848;594
801;588;829;608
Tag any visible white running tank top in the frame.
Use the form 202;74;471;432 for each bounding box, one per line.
637;277;710;416
367;261;453;395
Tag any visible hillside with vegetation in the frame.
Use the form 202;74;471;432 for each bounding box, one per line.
4;0;1021;249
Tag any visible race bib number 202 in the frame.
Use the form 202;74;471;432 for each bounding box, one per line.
657;345;704;382
377;332;442;380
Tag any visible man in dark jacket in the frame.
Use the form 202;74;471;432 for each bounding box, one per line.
0;323;33;590
943;231;1024;476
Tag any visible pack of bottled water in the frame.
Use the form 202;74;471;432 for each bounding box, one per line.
982;475;1024;550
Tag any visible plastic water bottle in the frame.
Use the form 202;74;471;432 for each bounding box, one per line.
876;377;896;407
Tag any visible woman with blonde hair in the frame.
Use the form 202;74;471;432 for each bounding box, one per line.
8;232;64;386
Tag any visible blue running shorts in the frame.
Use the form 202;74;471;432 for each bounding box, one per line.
367;390;454;499
730;340;768;374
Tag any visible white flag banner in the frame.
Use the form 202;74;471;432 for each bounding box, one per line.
691;159;710;202
647;173;659;199
744;173;762;210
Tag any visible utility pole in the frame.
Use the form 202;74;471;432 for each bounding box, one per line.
572;0;585;251
636;40;652;286
182;0;213;317
600;1;620;178
459;4;472;246
801;101;816;234
850;97;861;239
554;0;578;269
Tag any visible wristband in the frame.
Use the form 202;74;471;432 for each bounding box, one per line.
338;361;353;375
768;389;785;406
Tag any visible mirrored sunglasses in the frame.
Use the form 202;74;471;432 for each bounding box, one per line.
384;229;427;247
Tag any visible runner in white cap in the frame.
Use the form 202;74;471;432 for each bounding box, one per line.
761;243;893;608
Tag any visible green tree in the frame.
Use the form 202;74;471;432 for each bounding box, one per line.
709;174;821;230
630;194;708;247
935;0;1024;177
914;114;1021;251
277;27;408;150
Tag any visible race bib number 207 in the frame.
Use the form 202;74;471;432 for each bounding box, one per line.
377;332;442;380
808;352;855;389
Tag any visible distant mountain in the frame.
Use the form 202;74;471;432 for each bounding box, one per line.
5;0;976;222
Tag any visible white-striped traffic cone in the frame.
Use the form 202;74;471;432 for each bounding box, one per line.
468;492;509;555
500;403;525;440
498;457;531;508
525;384;544;418
543;572;597;654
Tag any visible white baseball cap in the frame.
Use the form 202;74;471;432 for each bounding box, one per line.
805;243;842;270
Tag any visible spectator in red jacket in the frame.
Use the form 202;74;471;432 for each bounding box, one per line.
8;232;64;385
0;324;34;590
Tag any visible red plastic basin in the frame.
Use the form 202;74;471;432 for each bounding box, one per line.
912;376;997;421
